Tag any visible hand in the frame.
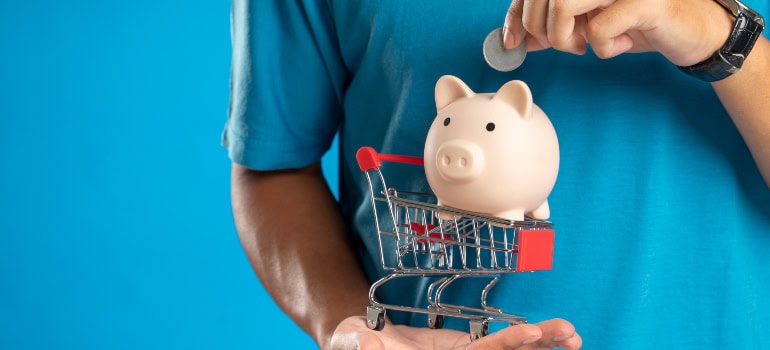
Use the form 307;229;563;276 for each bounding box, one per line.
328;316;581;350
502;0;735;66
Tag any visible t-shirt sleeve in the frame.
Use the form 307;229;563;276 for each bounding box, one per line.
222;0;347;170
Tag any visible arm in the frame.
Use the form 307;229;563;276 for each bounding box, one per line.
503;0;770;188
230;162;371;349
712;36;770;187
230;162;582;349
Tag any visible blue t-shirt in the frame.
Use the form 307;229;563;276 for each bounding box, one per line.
223;1;770;348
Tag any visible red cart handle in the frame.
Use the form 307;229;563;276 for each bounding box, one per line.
356;146;424;171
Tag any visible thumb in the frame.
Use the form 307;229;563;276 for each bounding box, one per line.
358;332;386;350
502;0;526;49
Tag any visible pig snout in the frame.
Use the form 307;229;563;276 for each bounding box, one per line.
435;140;485;183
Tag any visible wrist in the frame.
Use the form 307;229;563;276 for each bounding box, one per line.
679;0;766;82
698;2;735;63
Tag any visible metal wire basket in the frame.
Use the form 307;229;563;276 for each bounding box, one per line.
356;146;555;340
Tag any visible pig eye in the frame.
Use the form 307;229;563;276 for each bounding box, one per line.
486;122;495;132
443;117;451;126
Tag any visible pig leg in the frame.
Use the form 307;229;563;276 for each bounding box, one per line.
435;200;457;221
495;208;526;222
527;200;550;220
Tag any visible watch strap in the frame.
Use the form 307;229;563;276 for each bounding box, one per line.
679;11;764;82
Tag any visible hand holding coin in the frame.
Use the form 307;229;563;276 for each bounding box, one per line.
483;27;527;72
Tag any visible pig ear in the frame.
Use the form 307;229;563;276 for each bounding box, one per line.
435;75;474;110
493;80;533;119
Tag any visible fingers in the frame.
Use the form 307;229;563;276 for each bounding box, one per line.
503;0;547;51
525;318;582;350
503;0;552;52
505;0;653;57
547;0;622;55
466;324;542;350
358;332;386;350
506;0;604;54
521;0;550;49
464;319;582;350
585;0;649;58
546;0;599;54
329;316;387;350
502;1;525;49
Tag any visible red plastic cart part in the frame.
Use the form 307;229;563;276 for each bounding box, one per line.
409;222;445;243
516;229;555;271
357;146;424;171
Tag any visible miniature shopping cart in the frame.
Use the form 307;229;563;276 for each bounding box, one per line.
356;146;556;340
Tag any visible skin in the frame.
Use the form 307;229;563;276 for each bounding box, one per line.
230;163;371;349
503;0;770;187
330;317;581;349
231;1;769;349
231;162;581;349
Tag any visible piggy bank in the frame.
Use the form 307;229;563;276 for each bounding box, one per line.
424;75;559;222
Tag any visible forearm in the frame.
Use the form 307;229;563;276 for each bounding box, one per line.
712;35;770;187
230;162;372;349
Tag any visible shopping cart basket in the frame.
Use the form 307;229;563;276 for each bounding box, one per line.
356;146;556;340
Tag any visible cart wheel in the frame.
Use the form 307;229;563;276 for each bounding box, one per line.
427;313;444;329
469;319;489;341
366;306;386;331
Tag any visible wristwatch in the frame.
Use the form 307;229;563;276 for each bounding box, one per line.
678;0;765;82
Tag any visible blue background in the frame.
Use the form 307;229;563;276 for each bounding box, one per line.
0;1;331;348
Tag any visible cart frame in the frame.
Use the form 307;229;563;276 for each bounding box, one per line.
356;147;556;340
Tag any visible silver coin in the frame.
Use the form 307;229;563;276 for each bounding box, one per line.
483;27;527;72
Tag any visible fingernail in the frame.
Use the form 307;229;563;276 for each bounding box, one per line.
522;337;538;345
553;335;571;342
501;26;515;50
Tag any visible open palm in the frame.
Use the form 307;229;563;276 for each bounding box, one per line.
329;316;581;350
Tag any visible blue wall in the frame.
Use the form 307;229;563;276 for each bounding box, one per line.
0;1;327;348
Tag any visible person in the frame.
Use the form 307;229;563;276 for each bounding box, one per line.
222;0;770;348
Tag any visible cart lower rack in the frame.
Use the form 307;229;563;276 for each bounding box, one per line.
356;147;555;340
